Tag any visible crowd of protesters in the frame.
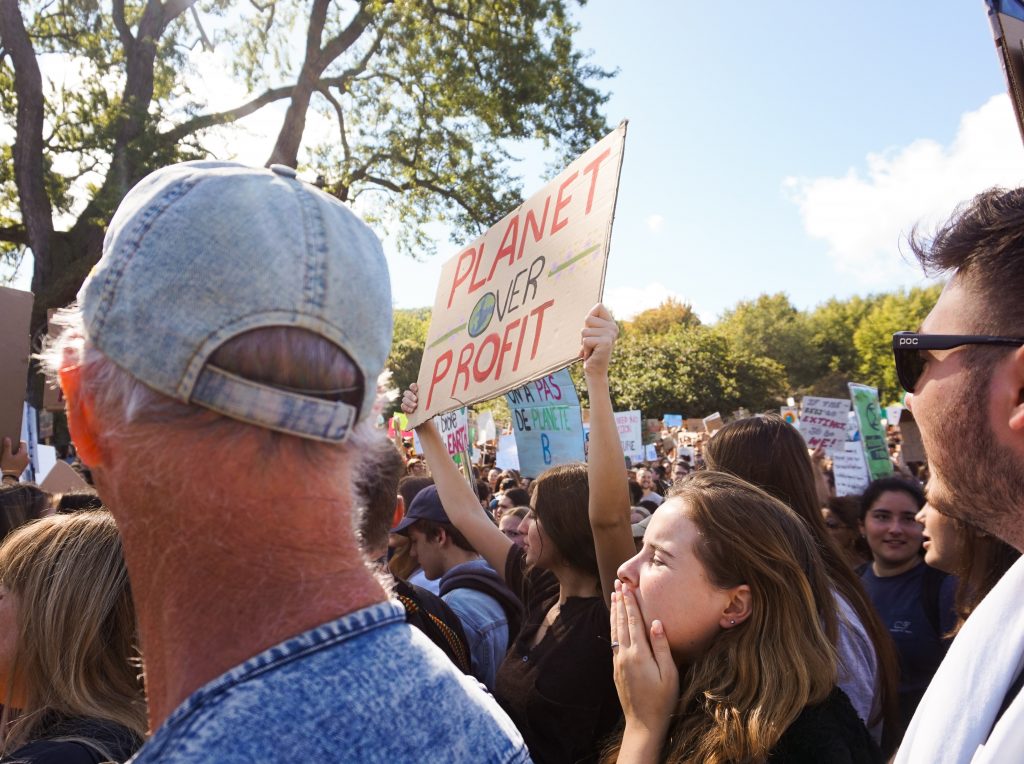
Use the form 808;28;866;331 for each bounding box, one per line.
0;163;1022;763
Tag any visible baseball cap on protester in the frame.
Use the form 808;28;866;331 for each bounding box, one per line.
78;161;392;443
392;486;451;534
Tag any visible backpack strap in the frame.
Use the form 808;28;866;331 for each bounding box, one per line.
440;568;524;639
394;580;472;674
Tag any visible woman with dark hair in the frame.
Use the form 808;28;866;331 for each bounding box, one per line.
823;495;872;571
858;477;955;733
0;510;145;762
603;472;878;762
402;304;626;764
700;417;901;755
916;500;1020;637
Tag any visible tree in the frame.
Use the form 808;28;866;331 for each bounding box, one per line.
853;285;942;404
804;294;882;389
715;292;815;390
384;306;430;416
0;0;612;333
624;297;701;336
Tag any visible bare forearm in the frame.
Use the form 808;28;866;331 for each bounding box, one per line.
616;722;667;764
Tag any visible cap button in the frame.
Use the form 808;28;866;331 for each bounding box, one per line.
270;164;298;179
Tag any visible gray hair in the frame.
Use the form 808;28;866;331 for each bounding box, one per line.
38;306;377;474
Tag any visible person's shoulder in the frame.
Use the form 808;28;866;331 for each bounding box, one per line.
771;688;881;763
3;739;102;764
133;606;529;763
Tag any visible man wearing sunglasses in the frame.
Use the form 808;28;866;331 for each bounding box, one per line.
894;188;1024;764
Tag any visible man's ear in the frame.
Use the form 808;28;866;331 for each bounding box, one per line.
1006;346;1024;433
58;365;104;467
720;584;752;628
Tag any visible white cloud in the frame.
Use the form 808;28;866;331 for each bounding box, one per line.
646;213;665;233
785;94;1024;285
603;281;712;323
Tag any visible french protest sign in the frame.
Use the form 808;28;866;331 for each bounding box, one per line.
614;410;644;464
408;123;628;427
0;287;34;446
848;383;894;480
832;442;871;496
436;407;470;457
505;369;585;479
798;396;851;451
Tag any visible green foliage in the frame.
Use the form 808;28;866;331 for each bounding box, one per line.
715;293;815;389
853;285;942;404
2;0;611;313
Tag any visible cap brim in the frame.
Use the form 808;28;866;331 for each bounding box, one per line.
391;515;417;535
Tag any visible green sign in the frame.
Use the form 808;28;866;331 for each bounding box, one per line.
848;383;894;481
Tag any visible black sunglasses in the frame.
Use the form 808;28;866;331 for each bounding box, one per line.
891;332;1024;393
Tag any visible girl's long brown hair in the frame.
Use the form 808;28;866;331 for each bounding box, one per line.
703;416;901;755
603;471;838;763
0;511;146;758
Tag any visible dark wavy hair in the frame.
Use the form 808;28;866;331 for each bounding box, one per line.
529;463;599;580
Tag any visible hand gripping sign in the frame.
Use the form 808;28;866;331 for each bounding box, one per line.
408;122;628;427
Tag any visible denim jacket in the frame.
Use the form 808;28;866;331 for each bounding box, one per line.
441;559;511;691
130;600;531;763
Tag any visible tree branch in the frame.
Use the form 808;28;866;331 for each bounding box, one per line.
112;0;134;47
160;85;298;144
0;226;29;245
319;5;373;67
316;86;350;164
0;0;55;272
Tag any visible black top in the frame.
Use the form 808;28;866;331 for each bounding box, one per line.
493;545;622;764
1;716;142;764
769;687;881;763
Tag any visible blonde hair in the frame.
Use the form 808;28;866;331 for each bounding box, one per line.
0;511;145;757
604;471;838;763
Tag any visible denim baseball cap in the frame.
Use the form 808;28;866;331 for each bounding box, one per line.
392;486;451;534
79;161;392;443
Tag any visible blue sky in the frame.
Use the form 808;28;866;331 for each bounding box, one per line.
377;1;1024;321
12;2;1024;323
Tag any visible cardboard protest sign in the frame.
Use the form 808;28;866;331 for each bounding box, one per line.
495;432;520;471
833;442;871;497
898;409;927;463
475;411;497;445
684;418;706;433
39;460;89;494
0;287;34;446
409;123;628;427
798;396;851;451
614;410;644;464
884;405;903;426
702;412;724;433
848;383;894;480
505;369;585;479
662;414;683;429
780;406;799;426
436;407;470;457
35;444;57;484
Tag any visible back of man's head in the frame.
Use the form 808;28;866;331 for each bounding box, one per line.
41;161;393;491
910;187;1024;334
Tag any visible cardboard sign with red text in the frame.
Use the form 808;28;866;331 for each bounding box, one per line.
409;123;627;427
436;407;470;456
0;287;34;444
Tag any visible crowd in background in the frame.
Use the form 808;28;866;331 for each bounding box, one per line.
0;164;1022;763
